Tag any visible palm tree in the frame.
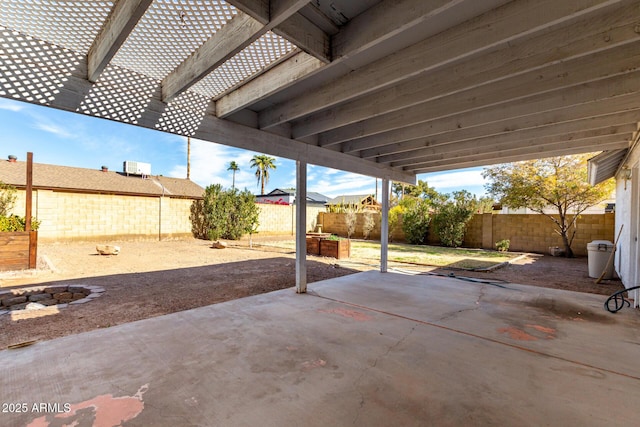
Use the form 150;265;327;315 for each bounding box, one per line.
250;154;277;195
227;161;239;189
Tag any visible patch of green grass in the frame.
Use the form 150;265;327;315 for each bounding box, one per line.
261;239;517;269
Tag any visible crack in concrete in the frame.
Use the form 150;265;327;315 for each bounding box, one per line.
351;325;416;424
435;285;486;323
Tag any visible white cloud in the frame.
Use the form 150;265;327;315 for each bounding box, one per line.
0;99;25;112
421;169;486;190
309;170;377;198
168;139;260;190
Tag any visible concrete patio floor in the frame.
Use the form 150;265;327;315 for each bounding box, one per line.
1;270;640;426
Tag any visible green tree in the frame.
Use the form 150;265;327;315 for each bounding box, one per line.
432;190;477;247
482;154;615;257
190;184;260;241
401;197;432;245
0;180;17;217
227;161;240;190
250;154;277;195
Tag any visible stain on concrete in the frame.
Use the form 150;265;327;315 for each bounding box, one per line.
498;324;557;341
497;326;538;341
301;359;327;370
27;384;148;427
318;307;373;321
525;298;615;323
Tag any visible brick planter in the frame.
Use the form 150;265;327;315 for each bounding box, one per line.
320;239;350;259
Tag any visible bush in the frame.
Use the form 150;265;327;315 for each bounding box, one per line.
0;181;17;217
401;198;431;245
0;215;40;232
190;184;260;241
496;239;510;252
432;190;476;247
362;211;376;240
388;205;404;242
345;210;357;238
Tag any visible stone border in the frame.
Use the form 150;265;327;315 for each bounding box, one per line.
0;284;105;316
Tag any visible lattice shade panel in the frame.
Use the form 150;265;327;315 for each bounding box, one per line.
0;26;82;104
78;64;157;124
156;90;209;136
192;31;297;99
113;0;238;80
0;0;113;54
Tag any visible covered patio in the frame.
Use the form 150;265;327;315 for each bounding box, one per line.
2;1;640;425
2;271;640;426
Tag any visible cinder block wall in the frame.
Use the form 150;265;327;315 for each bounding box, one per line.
256;204;325;235
11;189;195;242
318;211;615;256
488;213;615;256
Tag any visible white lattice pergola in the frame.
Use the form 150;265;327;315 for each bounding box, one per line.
2;0;640;289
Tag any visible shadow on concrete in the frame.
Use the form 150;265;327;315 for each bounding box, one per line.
0;257;360;348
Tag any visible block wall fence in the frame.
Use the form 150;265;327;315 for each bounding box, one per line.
318;212;615;256
10;190;326;242
11;189;195;242
8;188;615;254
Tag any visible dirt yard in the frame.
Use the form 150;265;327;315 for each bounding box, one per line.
0;238;625;349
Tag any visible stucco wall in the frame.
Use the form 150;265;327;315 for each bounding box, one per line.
10;189;195;242
614;146;640;288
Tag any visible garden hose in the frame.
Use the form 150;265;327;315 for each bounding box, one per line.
604;285;640;313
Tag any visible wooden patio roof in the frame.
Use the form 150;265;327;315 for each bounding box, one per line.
1;0;639;182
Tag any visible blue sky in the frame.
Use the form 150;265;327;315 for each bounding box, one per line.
0;98;489;198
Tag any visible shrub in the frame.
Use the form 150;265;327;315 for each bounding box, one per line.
388;205;404;242
345;210;357;239
433;190;476;247
496;239;510;252
401;198;431;245
0;181;17;217
0;215;40;232
190;184;260;241
362;211;376;240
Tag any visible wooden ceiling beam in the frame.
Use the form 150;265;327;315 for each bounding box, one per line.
87;0;153;82
387;121;638;168
356;94;640;159
261;0;624;131
162;0;310;103
408;135;631;174
332;71;640;151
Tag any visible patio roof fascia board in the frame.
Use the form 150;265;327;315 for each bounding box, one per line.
87;0;153;83
193;113;416;184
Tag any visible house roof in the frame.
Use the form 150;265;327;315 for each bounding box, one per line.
0;160;204;198
259;188;330;203
588;149;629;186
326;195;378;205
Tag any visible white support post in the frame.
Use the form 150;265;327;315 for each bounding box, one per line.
380;178;389;273
296;160;307;293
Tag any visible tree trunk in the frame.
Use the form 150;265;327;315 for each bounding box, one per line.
560;229;574;258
